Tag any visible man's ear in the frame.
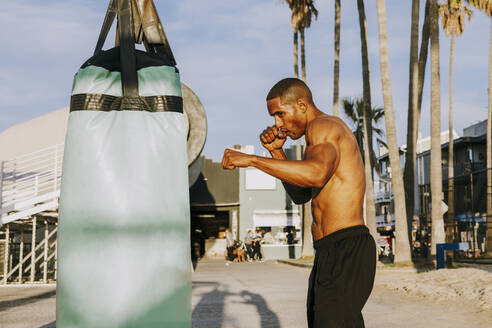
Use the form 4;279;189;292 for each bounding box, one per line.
297;98;308;113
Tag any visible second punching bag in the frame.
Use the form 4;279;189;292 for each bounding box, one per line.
57;1;191;327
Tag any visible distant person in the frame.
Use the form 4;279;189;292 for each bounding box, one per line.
263;231;275;244
244;230;255;262
225;228;235;262
222;78;376;327
251;227;264;262
286;227;295;245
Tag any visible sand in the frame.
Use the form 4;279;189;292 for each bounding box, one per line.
375;266;492;312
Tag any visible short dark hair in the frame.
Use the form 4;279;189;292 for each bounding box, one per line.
266;78;314;105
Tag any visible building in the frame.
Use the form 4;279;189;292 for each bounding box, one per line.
375;120;489;258
189;145;303;260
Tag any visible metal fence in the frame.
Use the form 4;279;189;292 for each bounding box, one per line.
416;168;491;260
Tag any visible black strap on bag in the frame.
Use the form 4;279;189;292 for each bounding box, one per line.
93;0;117;56
132;0;176;66
92;0;177;98
117;0;139;97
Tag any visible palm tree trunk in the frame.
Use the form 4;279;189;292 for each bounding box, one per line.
417;0;431;122
357;0;374;167
403;0;420;251
357;0;377;239
333;0;341;117
363;121;377;239
486;19;492;257
300;25;313;257
375;0;412;263
429;0;445;257
294;31;299;79
294;30;302;161
300;27;306;82
447;34;455;244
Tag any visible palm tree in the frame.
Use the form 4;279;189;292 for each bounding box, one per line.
375;0;412;264
283;0;318;258
439;0;472;243
488;20;492;257
286;0;318;258
333;0;341;116
297;1;318;81
343;97;384;239
418;0;431;121
284;1;303;164
357;0;378;239
488;24;492;257
403;0;421;250
286;0;300;78
342;98;385;168
429;0;445;257
467;0;492;256
404;2;432;253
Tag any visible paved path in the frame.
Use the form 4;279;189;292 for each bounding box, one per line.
192;260;492;328
0;284;56;328
1;259;491;327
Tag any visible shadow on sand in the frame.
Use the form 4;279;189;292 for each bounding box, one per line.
192;281;280;328
0;290;56;313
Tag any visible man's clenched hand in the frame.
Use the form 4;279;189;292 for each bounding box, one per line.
260;126;287;152
222;149;254;170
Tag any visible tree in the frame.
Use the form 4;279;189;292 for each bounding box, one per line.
342;98;384;239
356;0;377;239
467;0;492;257
403;0;421;251
403;2;432;256
333;0;341;116
284;0;318;257
297;1;318;81
375;0;412;263
342;98;385;169
286;0;301;78
439;0;472;243
429;0;445;257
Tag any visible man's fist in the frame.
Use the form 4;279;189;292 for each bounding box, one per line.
260;125;287;152
222;149;254;170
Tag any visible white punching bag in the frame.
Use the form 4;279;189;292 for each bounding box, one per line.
57;1;191;327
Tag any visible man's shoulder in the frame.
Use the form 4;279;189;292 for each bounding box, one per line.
306;115;347;145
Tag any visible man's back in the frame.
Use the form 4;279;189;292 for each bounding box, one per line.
305;114;366;240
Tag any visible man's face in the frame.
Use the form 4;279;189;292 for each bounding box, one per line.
267;97;306;140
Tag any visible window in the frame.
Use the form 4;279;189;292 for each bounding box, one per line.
245;168;276;190
256;226;301;245
252;210;302;246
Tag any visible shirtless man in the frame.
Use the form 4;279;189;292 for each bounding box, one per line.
222;78;376;327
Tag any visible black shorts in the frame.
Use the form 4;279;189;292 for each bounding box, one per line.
307;225;376;328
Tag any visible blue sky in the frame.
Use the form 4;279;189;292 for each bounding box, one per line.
0;0;490;161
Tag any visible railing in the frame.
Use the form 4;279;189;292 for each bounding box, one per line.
442;162;486;179
375;191;392;203
1;144;63;218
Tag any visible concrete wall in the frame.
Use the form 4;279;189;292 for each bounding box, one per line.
0;108;68;162
463;119;487;137
189;157;239;206
238;162;302;260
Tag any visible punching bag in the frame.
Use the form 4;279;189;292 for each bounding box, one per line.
57;1;191;327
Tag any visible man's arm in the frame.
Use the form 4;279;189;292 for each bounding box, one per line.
269;149;312;205
251;143;338;188
222;142;339;189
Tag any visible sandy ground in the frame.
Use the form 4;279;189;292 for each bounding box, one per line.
376;266;492;312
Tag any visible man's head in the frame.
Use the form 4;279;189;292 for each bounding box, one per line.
266;78;314;140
